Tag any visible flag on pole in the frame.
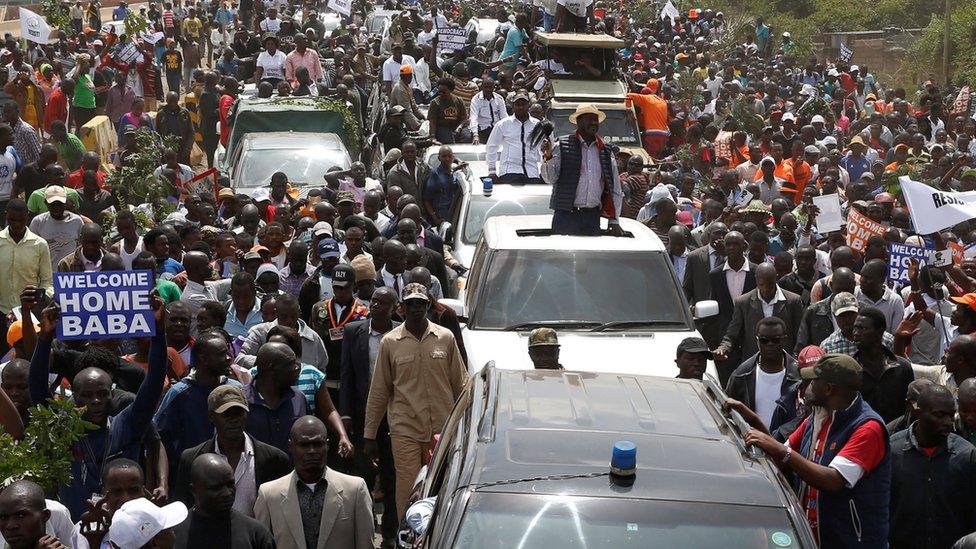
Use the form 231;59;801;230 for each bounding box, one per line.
660;0;680;25
19;7;52;45
839;43;853;63
899;176;976;235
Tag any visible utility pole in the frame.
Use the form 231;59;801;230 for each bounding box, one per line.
943;0;951;83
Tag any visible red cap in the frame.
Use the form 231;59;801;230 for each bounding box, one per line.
797;345;826;369
676;210;694;227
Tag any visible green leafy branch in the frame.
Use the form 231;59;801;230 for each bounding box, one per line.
41;0;72;37
105;128;179;230
0;398;97;492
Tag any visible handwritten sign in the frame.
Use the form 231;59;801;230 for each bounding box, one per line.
846;208;887;252
327;0;352;17
55;270;156;340
436;27;468;53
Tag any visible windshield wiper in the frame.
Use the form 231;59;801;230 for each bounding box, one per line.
503;320;601;331
590;320;684;332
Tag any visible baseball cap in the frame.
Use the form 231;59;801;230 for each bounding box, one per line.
830;292;859;317
811;114;826;124
676;210;694;227
92;39;104;46
255;263;279;280
512;90;530;103
108;499;188;549
676;337;712;358
317;238;340;260
350;254;376;282
402;282;430;302
332;264;355;287
951;293;976;312
242;250;262;261
217;187;235;201
797;345;826;369
804;145;821;155
250;187;271;203
760;156;776;166
849;135;866;147
312;221;333;237
207;384;250;413
399;64;413;75
335;191;356;205
123;124;138;135
44;185;67;204
781;112;796;122
528;327;559;347
801;353;863;389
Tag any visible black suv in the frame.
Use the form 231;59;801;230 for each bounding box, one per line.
404;365;816;548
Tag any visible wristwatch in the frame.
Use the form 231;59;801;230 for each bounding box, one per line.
780;445;793;464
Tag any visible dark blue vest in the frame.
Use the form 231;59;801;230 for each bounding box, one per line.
550;134;617;212
794;395;890;548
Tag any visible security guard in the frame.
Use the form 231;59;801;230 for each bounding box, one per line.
527;328;564;370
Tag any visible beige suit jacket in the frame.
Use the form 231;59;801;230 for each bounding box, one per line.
254;469;374;549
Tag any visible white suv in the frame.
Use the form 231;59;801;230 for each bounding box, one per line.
442;215;719;377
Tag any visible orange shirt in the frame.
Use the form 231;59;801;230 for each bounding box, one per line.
789;159;811;203
755;160;795;184
728;145;749;168
627;93;669;132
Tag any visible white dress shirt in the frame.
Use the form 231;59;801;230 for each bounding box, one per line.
541;135;623;222
724;260;751;300
486;114;543;178
215;434;258;517
379;266;404;296
470;91;507;133
759;286;785;318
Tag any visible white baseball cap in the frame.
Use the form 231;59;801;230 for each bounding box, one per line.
781;112;796;122
108;499;187;548
250;187;271;203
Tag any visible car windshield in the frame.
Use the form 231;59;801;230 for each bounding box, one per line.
462;196;552;244
454;494;806;548
552;108;640;145
471;250;688;329
236;148;350;189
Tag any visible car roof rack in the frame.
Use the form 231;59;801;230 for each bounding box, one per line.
514;228;634;238
701;374;763;460
477;363;500;443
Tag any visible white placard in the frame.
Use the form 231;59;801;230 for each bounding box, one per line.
812;193;843;234
327;0;352;17
436;27;468;54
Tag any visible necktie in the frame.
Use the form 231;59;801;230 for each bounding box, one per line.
713;252;725;270
488;94;495;127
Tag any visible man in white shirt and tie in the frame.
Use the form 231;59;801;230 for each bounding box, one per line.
486;90;543;185
470;79;507;145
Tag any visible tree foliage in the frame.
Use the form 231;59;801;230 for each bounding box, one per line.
902;4;976;85
40;0;72;36
0;398;97;492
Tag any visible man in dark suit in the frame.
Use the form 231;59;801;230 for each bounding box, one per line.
394;216;449;292
174;385;291;514
339;287;400;547
715;263;805;363
724;316;800;428
684;223;727;348
705;231;756;384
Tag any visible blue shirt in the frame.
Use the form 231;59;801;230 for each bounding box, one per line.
215;8;233;25
159;257;184;275
501;27;525;67
243;382;308;452
30;332;167;520
842;154;870;182
424;165;461;220
224;303;263;339
113;6;129;20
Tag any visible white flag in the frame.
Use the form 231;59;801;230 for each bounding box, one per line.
660;0;679;25
19;7;52;45
900;176;976;235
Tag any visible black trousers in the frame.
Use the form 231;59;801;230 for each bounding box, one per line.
353;418;397;541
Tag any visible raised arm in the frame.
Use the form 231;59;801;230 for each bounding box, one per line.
125;293;168;431
28;304;59;405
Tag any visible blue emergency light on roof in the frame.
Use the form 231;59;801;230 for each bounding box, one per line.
610;440;637;478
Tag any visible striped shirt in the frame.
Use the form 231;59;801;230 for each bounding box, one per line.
249;364;324;411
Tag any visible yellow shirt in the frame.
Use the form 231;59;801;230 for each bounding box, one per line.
0;227;53;313
182;17;202;38
364;321;467;442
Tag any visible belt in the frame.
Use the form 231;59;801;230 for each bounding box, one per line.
570;207;600;213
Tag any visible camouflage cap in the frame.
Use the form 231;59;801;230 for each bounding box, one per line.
801;353;862;389
335;191;356;205
830;292;859;317
528;327;559;347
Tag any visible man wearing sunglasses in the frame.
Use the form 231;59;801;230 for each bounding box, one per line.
725;316;800;428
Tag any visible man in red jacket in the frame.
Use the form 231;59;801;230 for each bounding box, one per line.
43;79;74;134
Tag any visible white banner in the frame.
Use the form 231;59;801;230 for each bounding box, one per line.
660;0;679;25
900;176;976;235
327;0;352;17
19;7;52;45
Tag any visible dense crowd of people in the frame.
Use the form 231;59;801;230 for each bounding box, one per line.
0;0;974;547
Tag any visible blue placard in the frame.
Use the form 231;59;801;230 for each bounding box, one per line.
887;242;935;285
54;270;156;341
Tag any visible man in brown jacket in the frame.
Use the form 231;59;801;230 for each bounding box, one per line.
363;282;467;517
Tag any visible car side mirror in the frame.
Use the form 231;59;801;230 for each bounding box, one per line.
694;300;719;319
440;298;465;322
